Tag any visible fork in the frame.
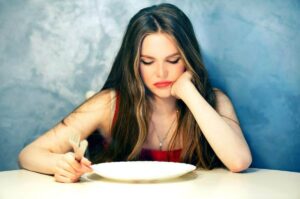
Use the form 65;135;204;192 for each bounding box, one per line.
69;132;88;161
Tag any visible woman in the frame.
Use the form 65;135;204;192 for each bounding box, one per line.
19;3;252;183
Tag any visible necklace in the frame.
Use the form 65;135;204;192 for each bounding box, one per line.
154;111;178;151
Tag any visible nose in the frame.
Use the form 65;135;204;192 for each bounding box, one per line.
155;62;167;78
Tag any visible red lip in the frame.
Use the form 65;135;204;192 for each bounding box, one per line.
154;81;173;88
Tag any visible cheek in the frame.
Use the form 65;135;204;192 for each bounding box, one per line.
175;65;186;76
139;66;149;83
178;61;186;72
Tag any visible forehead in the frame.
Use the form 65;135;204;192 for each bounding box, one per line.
141;33;179;57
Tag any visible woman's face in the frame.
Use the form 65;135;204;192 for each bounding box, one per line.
139;33;186;98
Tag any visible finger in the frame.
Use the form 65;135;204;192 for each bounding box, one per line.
84;167;92;173
81;157;92;166
81;164;93;173
70;142;82;161
65;152;82;172
57;159;81;178
55;166;78;181
57;157;77;174
54;167;79;183
54;173;72;183
54;173;78;183
81;158;92;171
63;153;91;174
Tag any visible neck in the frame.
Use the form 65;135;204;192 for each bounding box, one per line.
150;96;177;115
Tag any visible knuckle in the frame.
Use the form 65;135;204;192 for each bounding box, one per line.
54;175;62;183
70;175;79;182
65;152;75;160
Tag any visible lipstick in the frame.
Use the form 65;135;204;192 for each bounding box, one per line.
154;81;173;88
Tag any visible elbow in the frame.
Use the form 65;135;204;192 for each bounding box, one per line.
18;145;33;169
18;148;27;169
228;154;252;173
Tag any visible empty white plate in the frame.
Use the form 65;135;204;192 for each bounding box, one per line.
91;161;196;181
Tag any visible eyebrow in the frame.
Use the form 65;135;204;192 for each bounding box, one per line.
141;52;180;59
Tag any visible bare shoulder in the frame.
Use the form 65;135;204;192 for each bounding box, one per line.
80;89;116;111
212;88;239;123
82;89;117;137
213;88;231;105
27;89;117;153
64;88;117;136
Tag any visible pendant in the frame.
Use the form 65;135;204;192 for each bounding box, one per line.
159;142;163;151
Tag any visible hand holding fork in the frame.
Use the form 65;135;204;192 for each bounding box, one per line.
69;132;88;162
54;132;92;183
68;132;92;172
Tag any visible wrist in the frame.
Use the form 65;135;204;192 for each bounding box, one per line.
176;81;197;101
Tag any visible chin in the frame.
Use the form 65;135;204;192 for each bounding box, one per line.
150;89;172;99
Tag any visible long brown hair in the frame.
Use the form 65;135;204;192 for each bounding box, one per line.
93;3;222;169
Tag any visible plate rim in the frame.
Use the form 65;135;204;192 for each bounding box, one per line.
91;161;196;181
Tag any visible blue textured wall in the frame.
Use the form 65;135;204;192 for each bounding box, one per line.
0;0;299;171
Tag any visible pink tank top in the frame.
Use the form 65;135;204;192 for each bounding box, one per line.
112;91;181;162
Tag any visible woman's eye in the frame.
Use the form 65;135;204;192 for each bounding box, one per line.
168;58;180;64
141;60;153;65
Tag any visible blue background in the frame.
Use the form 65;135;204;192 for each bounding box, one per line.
0;0;299;171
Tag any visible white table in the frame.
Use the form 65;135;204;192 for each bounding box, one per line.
0;168;299;199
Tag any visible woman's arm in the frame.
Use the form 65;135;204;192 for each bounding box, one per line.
172;72;252;172
18;89;115;179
